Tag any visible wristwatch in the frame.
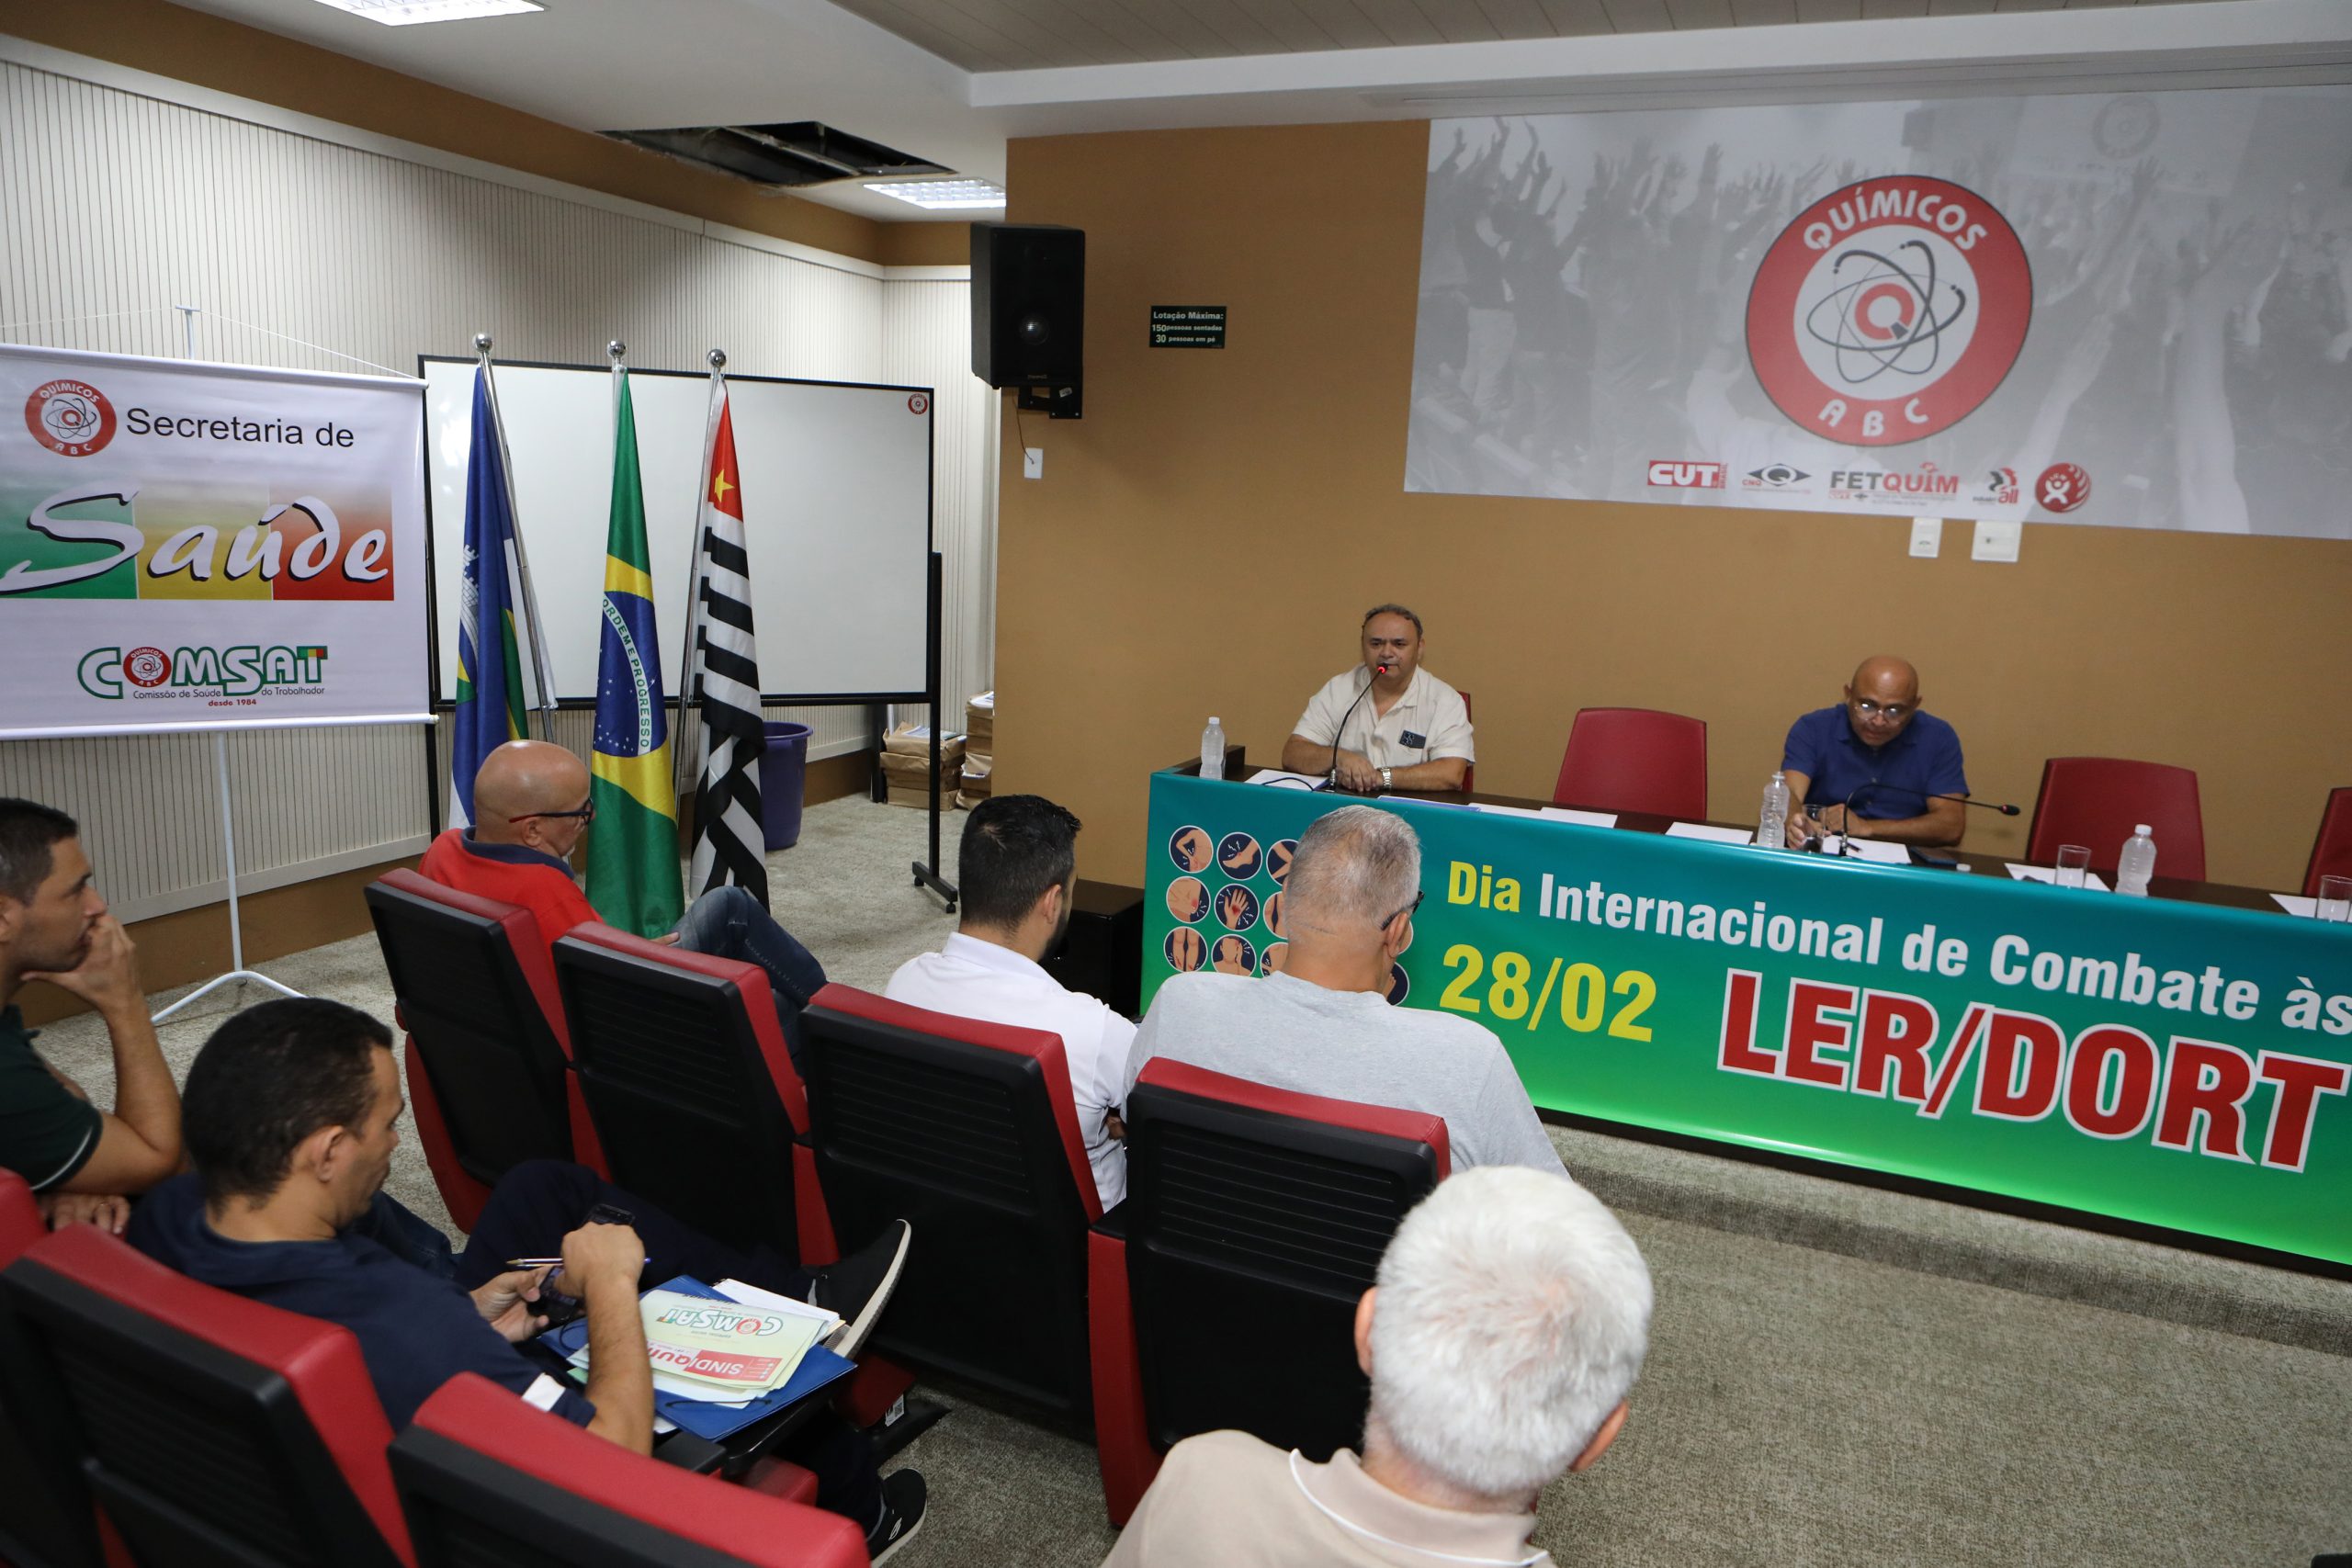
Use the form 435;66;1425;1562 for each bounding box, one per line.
1379;767;1394;789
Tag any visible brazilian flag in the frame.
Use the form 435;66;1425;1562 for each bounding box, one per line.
584;369;684;936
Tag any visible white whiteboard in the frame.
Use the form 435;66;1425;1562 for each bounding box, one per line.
423;358;933;703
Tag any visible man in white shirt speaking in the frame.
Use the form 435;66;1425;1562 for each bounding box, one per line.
886;795;1135;1210
1281;604;1475;794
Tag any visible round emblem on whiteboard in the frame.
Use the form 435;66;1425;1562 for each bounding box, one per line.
24;378;117;457
1746;177;2030;447
123;647;172;688
906;393;930;415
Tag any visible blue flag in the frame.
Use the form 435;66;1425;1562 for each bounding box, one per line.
449;367;528;829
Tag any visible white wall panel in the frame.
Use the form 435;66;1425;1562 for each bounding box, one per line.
0;51;993;919
882;276;1001;734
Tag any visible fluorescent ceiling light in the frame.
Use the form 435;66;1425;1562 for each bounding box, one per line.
309;0;544;25
865;179;1006;211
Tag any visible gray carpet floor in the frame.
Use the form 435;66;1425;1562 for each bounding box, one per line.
31;795;2352;1568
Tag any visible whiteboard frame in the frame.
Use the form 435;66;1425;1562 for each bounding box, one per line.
418;354;937;710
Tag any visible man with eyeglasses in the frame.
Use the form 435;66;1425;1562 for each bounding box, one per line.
1778;656;1969;850
1122;806;1564;1175
419;740;826;1069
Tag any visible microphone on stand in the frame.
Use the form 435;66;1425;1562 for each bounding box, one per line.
1319;662;1391;793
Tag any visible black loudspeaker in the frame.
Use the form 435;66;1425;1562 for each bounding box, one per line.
1042;880;1141;1019
972;222;1083;419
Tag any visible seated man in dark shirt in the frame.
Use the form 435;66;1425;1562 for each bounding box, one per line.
0;797;181;1228
420;740;827;1069
1778;656;1969;849
129;997;927;1561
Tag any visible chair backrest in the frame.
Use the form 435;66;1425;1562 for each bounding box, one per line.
1;1225;410;1568
367;870;577;1193
798;984;1100;1413
1456;689;1475;795
551;928;809;1264
2306;787;2352;898
1554;707;1709;820
0;1172;113;1568
391;1374;865;1568
1121;1059;1449;1460
2027;757;2206;880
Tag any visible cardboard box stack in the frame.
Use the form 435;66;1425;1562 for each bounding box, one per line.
960;691;994;809
881;724;964;810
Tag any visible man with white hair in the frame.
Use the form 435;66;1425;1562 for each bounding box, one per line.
1125;805;1563;1174
1102;1166;1652;1565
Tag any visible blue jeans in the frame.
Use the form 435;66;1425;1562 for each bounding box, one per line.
670;886;826;1075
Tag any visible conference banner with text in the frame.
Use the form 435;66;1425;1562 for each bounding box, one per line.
1144;774;2352;1265
1406;86;2352;539
0;343;429;739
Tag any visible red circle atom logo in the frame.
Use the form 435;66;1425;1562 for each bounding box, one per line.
24;378;117;457
1746;176;2030;447
123;648;172;688
2036;463;2090;514
907;393;930;415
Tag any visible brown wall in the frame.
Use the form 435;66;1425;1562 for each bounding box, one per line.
993;121;2352;892
1;0;963;266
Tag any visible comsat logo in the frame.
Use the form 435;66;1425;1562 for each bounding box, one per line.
79;644;328;699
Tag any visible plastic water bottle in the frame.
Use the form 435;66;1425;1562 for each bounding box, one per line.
1758;772;1791;851
2115;824;2156;897
1200;716;1226;781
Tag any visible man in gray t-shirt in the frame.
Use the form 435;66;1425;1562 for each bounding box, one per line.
1125;806;1566;1177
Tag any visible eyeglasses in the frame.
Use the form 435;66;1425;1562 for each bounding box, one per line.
1852;700;1912;722
509;798;595;826
1380;890;1425;933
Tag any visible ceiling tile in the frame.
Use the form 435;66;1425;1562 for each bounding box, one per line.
1283;0;1398;48
1349;0;1452;45
1594;0;1677;29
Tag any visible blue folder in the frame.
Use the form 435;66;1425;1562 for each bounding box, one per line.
537;1275;855;1441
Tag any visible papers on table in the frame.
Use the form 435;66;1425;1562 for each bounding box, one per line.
2007;864;2111;892
1666;822;1757;846
1242;769;1326;789
1817;836;1910;865
2274;894;2317;917
1468;803;1619;828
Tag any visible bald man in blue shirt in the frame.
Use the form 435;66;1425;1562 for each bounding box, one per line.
1779;657;1969;849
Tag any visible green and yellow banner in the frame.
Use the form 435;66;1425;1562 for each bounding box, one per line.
1143;773;2352;1265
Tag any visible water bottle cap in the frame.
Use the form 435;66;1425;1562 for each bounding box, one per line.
1770;771;1784;782
1208;716;1221;726
2135;824;2152;836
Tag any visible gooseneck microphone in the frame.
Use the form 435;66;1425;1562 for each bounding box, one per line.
1815;783;2021;853
1319;662;1391;793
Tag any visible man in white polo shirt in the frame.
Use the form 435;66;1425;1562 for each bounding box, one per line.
885;795;1134;1210
1280;604;1474;794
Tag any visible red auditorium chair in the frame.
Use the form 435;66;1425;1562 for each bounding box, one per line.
2304;787;2352;897
550;926;839;1271
0;1224;413;1566
797;984;1102;1419
366;869;604;1230
2026;757;2207;881
0;1172;122;1568
1456;689;1475;795
1090;1060;1450;1525
1553;706;1709;820
390;1374;864;1568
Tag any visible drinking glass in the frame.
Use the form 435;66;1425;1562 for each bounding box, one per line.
2055;845;2091;889
2319;874;2352;924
